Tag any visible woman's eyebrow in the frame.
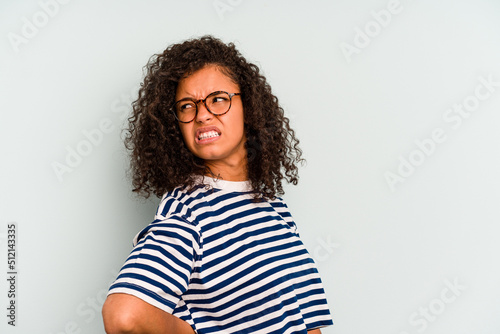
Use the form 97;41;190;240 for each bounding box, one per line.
177;90;219;100
175;91;197;102
176;96;195;101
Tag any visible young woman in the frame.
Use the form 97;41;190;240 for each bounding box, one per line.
102;36;333;334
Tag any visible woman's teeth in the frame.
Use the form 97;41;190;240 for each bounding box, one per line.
198;131;220;140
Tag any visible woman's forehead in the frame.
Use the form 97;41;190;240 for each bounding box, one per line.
176;65;239;99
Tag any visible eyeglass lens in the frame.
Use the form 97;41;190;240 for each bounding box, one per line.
175;91;232;122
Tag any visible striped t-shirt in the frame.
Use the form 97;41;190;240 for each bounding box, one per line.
108;177;333;333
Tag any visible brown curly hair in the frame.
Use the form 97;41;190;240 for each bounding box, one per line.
124;35;304;200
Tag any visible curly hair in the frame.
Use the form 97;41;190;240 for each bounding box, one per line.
124;35;304;200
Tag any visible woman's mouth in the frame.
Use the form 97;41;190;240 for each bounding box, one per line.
198;130;220;141
196;127;221;144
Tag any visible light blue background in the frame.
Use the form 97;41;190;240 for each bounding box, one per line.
1;0;500;333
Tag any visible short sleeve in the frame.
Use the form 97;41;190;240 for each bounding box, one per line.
270;197;300;237
108;215;201;314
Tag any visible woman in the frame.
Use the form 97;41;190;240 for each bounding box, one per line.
102;35;333;334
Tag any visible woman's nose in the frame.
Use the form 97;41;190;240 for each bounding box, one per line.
195;102;213;123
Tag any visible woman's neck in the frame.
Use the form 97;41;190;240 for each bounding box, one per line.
204;156;248;181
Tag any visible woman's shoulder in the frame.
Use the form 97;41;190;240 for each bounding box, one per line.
155;184;207;221
131;186;206;247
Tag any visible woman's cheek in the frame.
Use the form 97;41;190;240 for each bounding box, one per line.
179;126;193;148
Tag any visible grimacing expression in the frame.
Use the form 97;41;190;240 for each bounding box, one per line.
175;65;246;166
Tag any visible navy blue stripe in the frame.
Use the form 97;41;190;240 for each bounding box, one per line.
192;247;309;294
160;187;202;216
189;283;299;324
269;201;286;208
131;236;193;271
196;197;257;223
144;233;193;262
198;294;303;333
293;275;322;290
243;300;304;334
299;297;330;313
115;272;183;299
306;318;334;330
198;237;303;279
124;252;190;285
203;212;280;245
159;197;177;216
150;223;199;244
185;256;314;307
296;287;326;302
121;262;187;292
137;221;199;246
203;189;253;207
303;308;332;319
203;215;288;255
203;207;280;237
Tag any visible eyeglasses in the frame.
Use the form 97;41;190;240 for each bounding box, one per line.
172;91;241;123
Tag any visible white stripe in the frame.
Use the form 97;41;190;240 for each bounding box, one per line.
200;231;299;278
184;250;312;309
202;210;291;252
111;274;181;305
202;223;293;264
189;241;306;291
303;314;334;326
129;241;193;274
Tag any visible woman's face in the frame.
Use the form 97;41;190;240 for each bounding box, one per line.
175;65;246;172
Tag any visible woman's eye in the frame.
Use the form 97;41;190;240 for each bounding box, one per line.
180;103;194;110
212;96;227;103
